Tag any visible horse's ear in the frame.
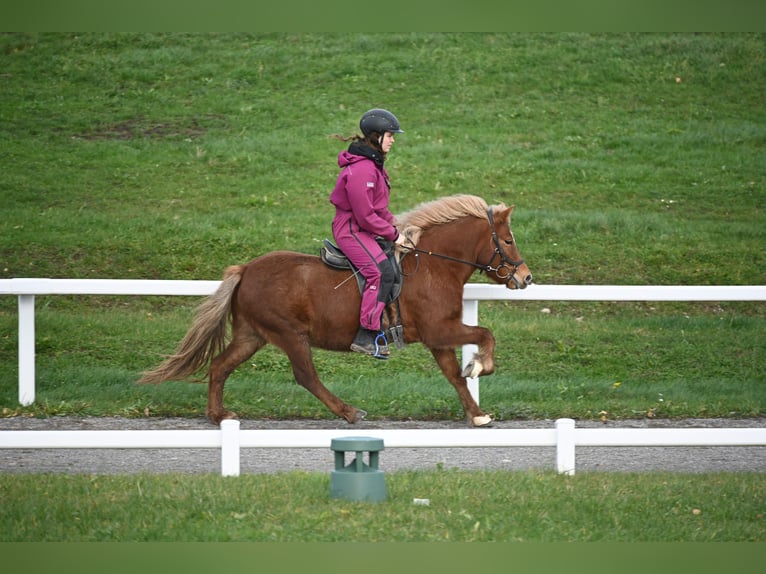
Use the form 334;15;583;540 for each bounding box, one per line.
497;205;514;221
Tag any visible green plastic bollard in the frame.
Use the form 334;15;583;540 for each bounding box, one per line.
329;436;386;502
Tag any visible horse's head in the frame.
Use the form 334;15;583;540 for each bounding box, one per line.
486;205;533;290
397;194;533;289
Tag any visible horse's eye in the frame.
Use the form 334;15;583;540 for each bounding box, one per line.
504;239;514;246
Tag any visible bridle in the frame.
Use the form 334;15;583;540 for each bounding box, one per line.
403;208;525;286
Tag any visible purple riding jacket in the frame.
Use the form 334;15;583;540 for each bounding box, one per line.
330;150;399;242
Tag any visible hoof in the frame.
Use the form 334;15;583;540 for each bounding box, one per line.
349;409;367;424
461;359;483;379
471;414;493;427
208;411;238;426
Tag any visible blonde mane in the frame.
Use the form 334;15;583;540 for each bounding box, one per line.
396;194;502;246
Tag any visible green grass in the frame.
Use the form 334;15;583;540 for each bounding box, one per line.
1;301;762;421
1;470;763;541
1;32;764;422
1;34;765;548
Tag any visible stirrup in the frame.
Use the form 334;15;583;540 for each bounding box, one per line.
372;331;390;360
351;329;390;360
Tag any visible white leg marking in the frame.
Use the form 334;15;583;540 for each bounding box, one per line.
472;414;493;427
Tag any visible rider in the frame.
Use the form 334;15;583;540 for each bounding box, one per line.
329;108;409;358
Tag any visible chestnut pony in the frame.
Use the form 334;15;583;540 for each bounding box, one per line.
139;194;533;427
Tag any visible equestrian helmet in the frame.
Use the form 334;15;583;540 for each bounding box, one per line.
360;108;404;136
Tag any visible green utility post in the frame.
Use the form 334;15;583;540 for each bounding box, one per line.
330;436;386;502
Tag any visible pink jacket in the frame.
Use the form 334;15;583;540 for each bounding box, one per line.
330;150;398;241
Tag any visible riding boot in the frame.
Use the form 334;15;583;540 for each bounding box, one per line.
350;327;390;359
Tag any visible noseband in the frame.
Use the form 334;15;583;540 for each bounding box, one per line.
405;208;525;285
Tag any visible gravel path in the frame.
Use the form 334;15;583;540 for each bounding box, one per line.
1;416;765;475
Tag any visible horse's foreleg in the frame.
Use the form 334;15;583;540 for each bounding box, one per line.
425;324;497;380
207;335;264;425
465;326;496;380
430;347;493;428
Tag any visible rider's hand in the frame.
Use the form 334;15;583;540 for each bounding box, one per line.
394;233;412;252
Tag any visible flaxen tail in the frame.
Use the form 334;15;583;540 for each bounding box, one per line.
138;265;245;384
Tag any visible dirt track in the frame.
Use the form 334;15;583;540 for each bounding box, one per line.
1;416;764;475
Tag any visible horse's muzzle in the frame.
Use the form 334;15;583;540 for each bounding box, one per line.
510;271;533;290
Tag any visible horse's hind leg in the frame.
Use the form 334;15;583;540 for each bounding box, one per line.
206;331;265;425
278;334;366;424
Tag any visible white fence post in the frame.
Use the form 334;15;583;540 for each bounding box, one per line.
461;298;480;405
18;294;36;406
220;419;240;477
556;418;576;475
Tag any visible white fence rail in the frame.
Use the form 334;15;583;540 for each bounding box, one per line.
1;279;765;476
2;278;765;406
2;418;765;476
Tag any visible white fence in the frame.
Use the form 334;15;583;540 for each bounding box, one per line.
1;279;765;476
2;418;765;476
2;278;765;406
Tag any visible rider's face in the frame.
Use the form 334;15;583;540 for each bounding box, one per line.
380;132;395;153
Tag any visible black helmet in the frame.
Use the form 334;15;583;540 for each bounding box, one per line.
360;108;403;136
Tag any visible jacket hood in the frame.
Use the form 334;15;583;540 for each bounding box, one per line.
338;141;385;167
337;150;366;168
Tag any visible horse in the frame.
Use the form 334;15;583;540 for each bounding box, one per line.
138;194;533;427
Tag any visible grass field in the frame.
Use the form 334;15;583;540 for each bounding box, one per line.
1;32;764;423
2;470;764;541
1;32;764;546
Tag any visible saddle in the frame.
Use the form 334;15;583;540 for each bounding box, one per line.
320;238;403;302
320;238;405;349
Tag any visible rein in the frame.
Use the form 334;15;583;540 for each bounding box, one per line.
403;208;525;284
